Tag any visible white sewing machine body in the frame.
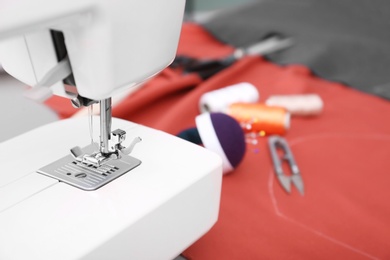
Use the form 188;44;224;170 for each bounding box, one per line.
0;117;222;259
0;0;224;258
0;0;185;100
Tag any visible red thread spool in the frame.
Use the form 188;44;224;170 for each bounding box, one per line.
227;103;290;135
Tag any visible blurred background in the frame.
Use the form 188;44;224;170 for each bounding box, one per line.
2;0;390;141
184;0;257;21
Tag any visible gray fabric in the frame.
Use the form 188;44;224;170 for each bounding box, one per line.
203;0;390;99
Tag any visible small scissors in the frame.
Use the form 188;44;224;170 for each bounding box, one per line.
268;135;304;195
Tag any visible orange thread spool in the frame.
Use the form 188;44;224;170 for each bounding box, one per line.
227;103;290;135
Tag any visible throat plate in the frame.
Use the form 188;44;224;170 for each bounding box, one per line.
37;144;141;191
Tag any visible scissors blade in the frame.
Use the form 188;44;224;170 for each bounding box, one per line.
291;174;304;195
244;37;294;57
277;175;291;194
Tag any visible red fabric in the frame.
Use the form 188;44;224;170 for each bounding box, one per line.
46;23;390;259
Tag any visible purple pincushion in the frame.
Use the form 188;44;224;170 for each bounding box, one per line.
196;112;246;173
209;113;246;168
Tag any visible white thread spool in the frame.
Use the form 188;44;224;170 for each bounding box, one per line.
265;94;324;116
199;82;259;113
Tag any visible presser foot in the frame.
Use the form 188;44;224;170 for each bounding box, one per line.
37;143;141;191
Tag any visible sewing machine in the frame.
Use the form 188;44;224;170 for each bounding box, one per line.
0;1;222;259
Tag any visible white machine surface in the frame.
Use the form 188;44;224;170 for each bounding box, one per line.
0;117;222;259
0;0;224;258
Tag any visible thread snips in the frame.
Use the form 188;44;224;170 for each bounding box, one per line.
268;135;304;195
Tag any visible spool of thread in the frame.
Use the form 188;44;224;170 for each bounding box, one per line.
265;94;323;116
227;103;290;135
199;82;259;113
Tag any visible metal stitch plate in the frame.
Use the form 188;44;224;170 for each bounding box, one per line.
37;144;141;191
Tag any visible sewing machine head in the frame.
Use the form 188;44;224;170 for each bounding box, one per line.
0;0;185;100
0;0;186;189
